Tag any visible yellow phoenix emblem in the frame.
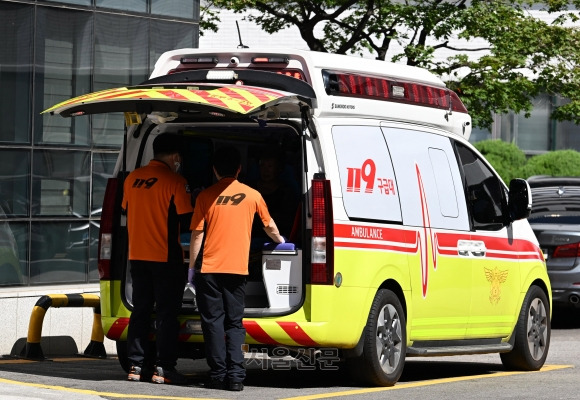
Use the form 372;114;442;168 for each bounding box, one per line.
484;267;508;304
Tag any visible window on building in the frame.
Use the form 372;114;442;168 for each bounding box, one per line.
96;0;147;13
151;0;196;19
92;13;149;148
34;7;93;146
554;96;580;150
29;221;89;285
0;150;30;217
32;150;90;217
150;19;198;67
0;3;33;144
0;220;28;286
515;95;551;151
39;0;91;5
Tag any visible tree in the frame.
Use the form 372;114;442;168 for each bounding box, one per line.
201;1;580;131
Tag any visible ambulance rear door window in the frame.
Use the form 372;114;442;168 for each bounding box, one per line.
332;126;402;222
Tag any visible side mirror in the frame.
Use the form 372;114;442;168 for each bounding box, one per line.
507;178;532;222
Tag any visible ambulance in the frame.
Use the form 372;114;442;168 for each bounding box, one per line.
44;48;551;386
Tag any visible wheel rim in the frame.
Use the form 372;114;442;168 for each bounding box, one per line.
375;304;403;374
526;297;548;361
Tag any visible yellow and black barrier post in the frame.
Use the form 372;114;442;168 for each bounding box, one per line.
21;293;107;360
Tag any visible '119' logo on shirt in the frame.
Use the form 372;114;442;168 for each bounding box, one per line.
132;177;158;189
216;193;246;205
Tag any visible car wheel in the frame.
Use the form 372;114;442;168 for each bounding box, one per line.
500;285;550;371
346;289;406;386
116;341;130;373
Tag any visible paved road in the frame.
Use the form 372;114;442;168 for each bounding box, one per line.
0;309;578;400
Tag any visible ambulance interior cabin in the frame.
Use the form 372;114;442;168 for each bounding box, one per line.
175;121;304;312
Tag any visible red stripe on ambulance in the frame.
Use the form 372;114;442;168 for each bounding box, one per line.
244;321;319;346
106;317;130;340
244;320;278;345
277;322;319;347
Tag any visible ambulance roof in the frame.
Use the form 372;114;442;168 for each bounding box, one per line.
151;47;445;87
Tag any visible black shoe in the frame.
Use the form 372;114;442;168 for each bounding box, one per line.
228;381;244;391
206;377;226;390
151;366;188;385
127;365;141;382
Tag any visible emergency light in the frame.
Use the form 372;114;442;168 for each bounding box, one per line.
323;71;468;113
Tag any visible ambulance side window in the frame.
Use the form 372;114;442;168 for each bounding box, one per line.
428;147;459;218
455;142;507;230
332;126;402;222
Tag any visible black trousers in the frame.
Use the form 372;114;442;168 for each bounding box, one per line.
127;260;185;369
195;272;247;382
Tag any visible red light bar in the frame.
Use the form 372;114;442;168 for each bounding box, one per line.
252;57;289;64
323;71;468;113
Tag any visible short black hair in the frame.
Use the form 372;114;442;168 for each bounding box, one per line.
213;145;241;177
153;134;181;157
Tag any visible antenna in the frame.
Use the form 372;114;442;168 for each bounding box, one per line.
236;21;249;49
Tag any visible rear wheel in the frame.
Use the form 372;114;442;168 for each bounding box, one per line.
116;341;130;373
346;289;406;386
500;285;550;370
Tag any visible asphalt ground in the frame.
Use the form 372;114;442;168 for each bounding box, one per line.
0;309;578;400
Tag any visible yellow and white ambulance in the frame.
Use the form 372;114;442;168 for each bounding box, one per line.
45;48;551;386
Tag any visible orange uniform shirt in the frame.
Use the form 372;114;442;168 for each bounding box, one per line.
122;159;193;263
191;178;272;275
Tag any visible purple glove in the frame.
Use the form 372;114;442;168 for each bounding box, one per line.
187;268;195;285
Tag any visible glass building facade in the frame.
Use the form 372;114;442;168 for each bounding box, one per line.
0;0;199;286
470;94;580;153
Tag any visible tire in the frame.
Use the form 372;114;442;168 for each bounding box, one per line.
500;285;550;371
346;289;406;386
116;341;130;373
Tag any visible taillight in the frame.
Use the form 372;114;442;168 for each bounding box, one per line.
98;178;119;280
311;179;334;284
552;242;580;259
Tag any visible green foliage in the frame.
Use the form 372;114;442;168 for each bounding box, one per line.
474;140;527;183
520;150;580;178
474;140;580;181
201;1;580;131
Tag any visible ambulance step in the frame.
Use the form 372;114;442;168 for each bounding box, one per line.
407;342;513;357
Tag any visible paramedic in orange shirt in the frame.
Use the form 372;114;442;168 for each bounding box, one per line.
122;133;193;385
189;145;284;391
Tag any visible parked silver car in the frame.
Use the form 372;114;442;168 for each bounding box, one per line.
528;176;580;309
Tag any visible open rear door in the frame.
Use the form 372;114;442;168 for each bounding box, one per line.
43;83;312;120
